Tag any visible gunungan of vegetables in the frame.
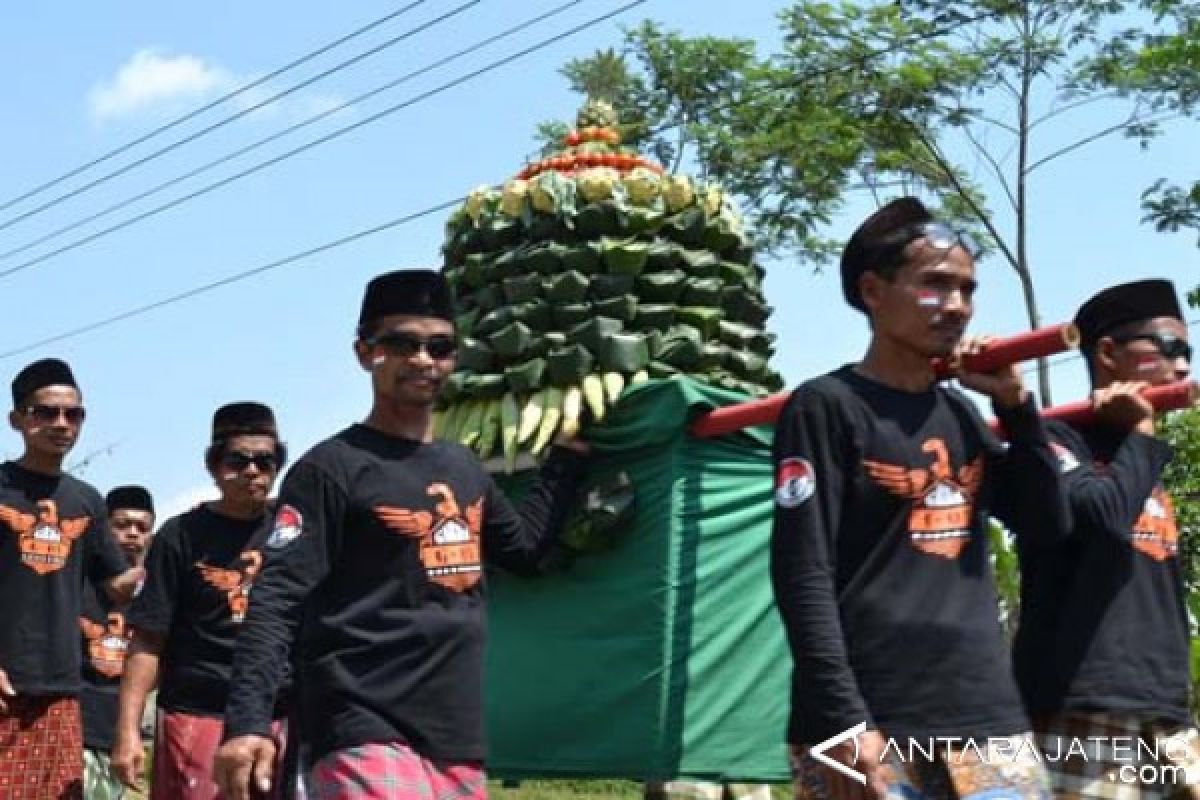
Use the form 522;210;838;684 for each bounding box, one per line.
438;99;782;472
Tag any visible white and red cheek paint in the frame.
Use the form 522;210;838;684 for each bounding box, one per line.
371;354;387;367
1135;355;1161;373
916;290;943;309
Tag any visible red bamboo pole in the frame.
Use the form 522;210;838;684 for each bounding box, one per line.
989;380;1198;434
933;323;1079;379
691;324;1082;439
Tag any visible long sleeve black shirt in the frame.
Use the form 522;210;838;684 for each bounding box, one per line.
223;425;586;764
1013;420;1187;723
770;366;1068;745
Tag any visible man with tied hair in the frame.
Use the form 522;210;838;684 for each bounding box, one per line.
0;357;143;799
771;198;1069;799
215;269;589;800
81;485;156;800
114;403;290;798
1013;279;1198;798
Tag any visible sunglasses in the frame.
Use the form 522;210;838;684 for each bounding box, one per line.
24;404;86;425
368;331;457;360
1113;332;1192;363
880;221;982;262
219;450;279;472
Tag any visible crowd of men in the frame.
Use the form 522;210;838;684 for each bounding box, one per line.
0;197;1193;800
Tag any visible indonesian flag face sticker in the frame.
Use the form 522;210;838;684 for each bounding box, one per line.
1135;354;1161;374
916;289;943;309
776;457;816;508
266;504;304;549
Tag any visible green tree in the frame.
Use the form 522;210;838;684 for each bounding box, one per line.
1081;2;1199;245
551;1;1183;403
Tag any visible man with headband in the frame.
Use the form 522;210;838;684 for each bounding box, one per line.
81;485;156;800
114;403;290;798
771;198;1068;799
214;269;589;800
0;358;143;797
1013;279;1198;798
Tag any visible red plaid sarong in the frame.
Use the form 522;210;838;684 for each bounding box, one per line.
309;741;485;800
152;710;287;800
0;694;84;799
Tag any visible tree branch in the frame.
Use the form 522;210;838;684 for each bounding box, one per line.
1025;109;1180;173
904;118;1020;276
961;125;1018;212
1029;91;1122;130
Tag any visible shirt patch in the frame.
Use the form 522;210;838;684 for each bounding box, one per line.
0;499;90;575
266;504;304;549
1051;442;1080;473
194;550;263;623
1132;488;1178;562
776;457;816;508
374;482;484;593
863;437;982;560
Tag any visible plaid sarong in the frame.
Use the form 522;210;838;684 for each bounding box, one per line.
1035;711;1200;800
0;694;84;799
151;710;287;800
309;741;485;800
790;733;1050;800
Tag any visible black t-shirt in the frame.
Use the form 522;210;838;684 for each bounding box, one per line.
80;579;132;750
127;505;273;716
769;366;1069;745
223;425;586;764
1013;420;1187;722
0;461;127;695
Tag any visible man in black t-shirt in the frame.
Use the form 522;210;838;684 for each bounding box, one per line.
0;358;142;799
215;269;588;800
81;485;156;800
1013;279;1197;798
114;403;289;799
771;198;1069;800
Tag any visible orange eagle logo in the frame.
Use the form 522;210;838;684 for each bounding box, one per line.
1132;488;1178;562
194;550;263;622
79;612;131;678
374;482;484;592
863;438;984;560
0;499;90;575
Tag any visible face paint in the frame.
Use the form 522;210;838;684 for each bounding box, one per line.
916;290;943;309
1136;354;1161;373
222;472;239;481
371;354;387;367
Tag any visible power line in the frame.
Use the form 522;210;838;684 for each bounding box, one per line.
0;1;650;358
0;0;481;236
0;0;995;282
0;198;463;360
0;0;646;282
0;0;586;263
0;0;430;216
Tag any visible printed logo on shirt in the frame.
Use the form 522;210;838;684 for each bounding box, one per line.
266;504;304;549
1132;488;1178;562
0;499;90;575
776;457;816;508
374;482;484;593
79;612;131;678
863;438;983;560
1050;442;1080;473
194;550;264;623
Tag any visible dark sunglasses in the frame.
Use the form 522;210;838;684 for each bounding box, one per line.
368;331;457;360
219;450;279;472
25;404;86;425
1113;332;1192;363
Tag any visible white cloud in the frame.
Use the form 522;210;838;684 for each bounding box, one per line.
88;49;354;126
89;49;237;123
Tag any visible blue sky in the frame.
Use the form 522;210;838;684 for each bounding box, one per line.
0;0;1195;517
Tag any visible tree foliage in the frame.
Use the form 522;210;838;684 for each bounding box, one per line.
548;1;1188;403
